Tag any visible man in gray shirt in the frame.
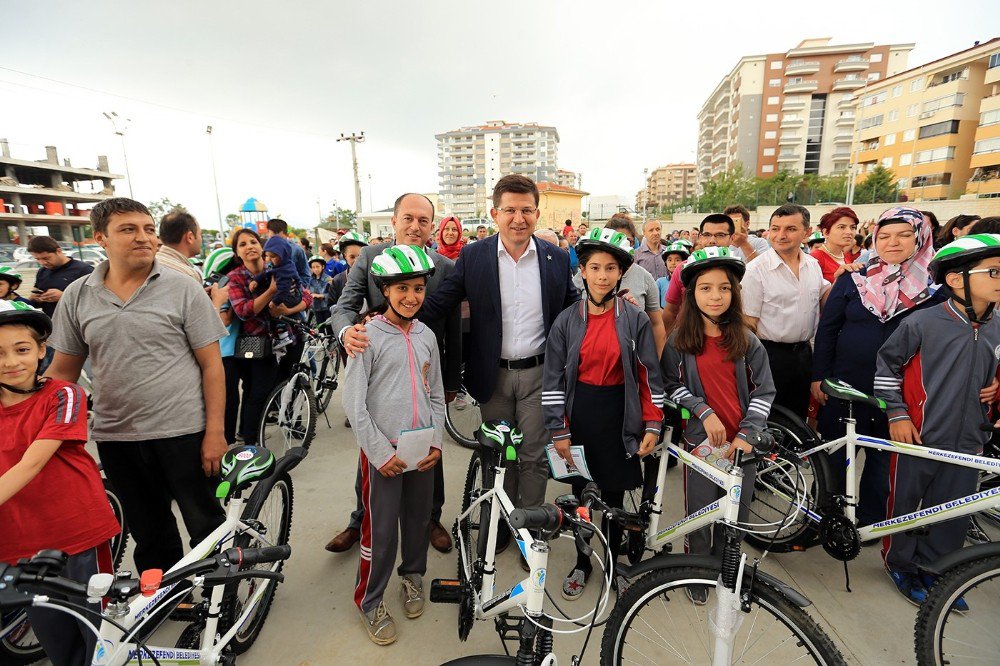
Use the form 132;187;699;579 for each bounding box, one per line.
47;198;228;573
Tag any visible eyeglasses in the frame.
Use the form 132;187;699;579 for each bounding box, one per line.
966;267;1000;280
700;232;732;241
498;207;538;218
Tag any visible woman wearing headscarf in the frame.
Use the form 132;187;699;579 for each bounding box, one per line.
436;216;465;260
810;207;944;526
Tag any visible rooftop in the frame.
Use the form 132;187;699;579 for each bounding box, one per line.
435;120;559;140
537;181;589;196
860;37;1000;90
0;155;122;182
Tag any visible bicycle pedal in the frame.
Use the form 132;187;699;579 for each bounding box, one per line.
168;601;202;623
430;578;464;603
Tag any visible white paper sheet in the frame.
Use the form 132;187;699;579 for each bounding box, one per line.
396;426;434;471
545;443;593;481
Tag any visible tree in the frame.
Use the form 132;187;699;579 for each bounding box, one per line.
857;166;899;204
319;206;357;231
147;197;186;221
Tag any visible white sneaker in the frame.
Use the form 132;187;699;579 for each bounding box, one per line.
401;574;424;619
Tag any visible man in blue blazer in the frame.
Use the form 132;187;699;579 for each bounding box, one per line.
421;175;580;528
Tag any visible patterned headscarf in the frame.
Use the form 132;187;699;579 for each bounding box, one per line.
851;207;934;323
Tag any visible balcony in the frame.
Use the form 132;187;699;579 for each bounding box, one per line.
838;96;858;109
784;79;818;94
780;116;804;129
835;58;870;73
832;77;867;91
785;60;821;76
777;153;801;163
836;114;857;127
831;149;853;160
834;132;854;144
779;134;802;145
782;97;808;112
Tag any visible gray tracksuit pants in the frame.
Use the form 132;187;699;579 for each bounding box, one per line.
683;446;756;556
354;451;435;613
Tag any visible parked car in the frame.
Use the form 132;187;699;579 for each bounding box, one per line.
12;246;31;262
15;247;106;269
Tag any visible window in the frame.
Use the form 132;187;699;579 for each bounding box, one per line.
907;104;918;118
762;165;775;173
769;79;782;87
974;137;1000;154
899;153;912;166
867;72;881;81
783;113;799;121
897;177;909;188
859;114;884;130
889;109;899;122
763;147;776;156
911;173;951;188
882;157;894;168
990;53;1000;69
771;61;783;70
910;78;924;92
918;119;961;139
981;109;1000;127
863;91;888;107
764;130;777;139
767;96;779;105
892;85;903;98
871;53;883;63
938;69;967;85
766;113;778;122
903;129;916;141
915;146;957;163
861;139;880;151
885;133;896;146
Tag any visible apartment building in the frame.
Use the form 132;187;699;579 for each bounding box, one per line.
637;163;698;211
435;120;559;218
697;38;914;185
556;169;581;189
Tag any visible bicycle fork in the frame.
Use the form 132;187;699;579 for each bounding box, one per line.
709;463;750;666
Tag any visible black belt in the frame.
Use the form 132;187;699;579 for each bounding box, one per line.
498;354;545;370
761;340;811;352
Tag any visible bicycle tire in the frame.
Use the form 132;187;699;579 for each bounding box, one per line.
601;565;846;665
0;610;43;666
259;376;317;457
103;478;129;571
745;412;834;552
313;343;341;413
218;470;294;655
915;554;1000;665
456;447;495;641
446;389;482;450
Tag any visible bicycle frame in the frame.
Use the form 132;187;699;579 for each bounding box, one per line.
795;414;1000;541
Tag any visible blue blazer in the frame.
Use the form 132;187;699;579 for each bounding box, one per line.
420;234;580;404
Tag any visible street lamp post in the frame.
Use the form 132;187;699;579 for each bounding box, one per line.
338;132;366;216
206;125;224;234
103;111;133;198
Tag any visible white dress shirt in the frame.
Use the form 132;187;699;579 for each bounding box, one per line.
741;248;828;343
498;237;546;360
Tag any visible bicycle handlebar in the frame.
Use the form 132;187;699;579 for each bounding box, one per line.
509;504;563;532
237;544;292;566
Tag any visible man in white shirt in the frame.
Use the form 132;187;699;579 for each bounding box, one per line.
741;204;829;418
156;210;203;282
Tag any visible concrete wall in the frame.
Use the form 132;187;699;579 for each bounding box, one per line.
660;198;1000;233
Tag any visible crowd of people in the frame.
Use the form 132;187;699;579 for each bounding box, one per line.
2;173;1000;658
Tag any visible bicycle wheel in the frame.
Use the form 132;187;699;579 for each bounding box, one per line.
447;387;482;449
103;478;129;571
745;413;833;552
915;554;1000;665
601;565;845;665
259;375;317;457
218;471;294;655
0;609;43;666
459;448;497;568
313;342;341;414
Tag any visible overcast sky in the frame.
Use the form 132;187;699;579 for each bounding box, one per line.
1;0;997;230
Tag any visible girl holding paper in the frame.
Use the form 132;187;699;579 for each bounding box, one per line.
341;246;446;646
542;228;664;600
660;247;776;605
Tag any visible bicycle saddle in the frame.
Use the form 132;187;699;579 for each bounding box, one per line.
820;379;887;410
477;420;523;462
216;445;277;499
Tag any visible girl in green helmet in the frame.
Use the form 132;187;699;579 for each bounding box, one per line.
0;267;28;303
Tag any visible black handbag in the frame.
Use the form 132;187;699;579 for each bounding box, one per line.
235;334;273;359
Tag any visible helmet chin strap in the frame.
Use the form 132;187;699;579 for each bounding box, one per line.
583;278;621;308
952;271;995;325
387;301;416;322
697;309;729;327
1;376;46;394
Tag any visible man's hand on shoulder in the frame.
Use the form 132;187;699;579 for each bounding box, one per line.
343;323;370;357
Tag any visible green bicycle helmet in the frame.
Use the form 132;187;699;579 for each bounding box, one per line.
202;247;235;281
680;246;746;288
338;231;369;253
676;238;695;249
0;266;22;289
575;227;635;271
930;233;1000;323
308;254;326;266
0;300;52;338
806;231;825;246
370;245;436;286
662;241;691;260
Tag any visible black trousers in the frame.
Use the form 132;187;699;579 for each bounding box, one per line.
97;432;226;573
349;451;445;528
234;357;279;445
761;340;812;419
277;338;305;384
223;356;241;444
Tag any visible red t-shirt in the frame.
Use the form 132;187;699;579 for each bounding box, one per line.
0;379;119;564
665;264;685;306
694;335;742;442
810;247;859;284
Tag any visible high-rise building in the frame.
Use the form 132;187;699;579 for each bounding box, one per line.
849;38;1000;201
556;169;581;189
637;163;698;211
697;38;914;185
435;120;559;219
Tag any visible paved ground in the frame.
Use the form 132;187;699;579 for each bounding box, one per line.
76;397;995;666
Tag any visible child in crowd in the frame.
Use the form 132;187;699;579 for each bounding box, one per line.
253;235;303;351
330;232;369;306
0;267;29;303
657;242;690;308
543;228;664;599
660;247;776;605
0;301;120;666
305;256;335;324
341;245;446;646
875;233;1000;607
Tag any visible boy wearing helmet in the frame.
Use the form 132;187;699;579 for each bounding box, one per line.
543;228;664;597
875;233;1000;606
0;267;29;303
341;245;446;646
330;232;369;306
306;256;336;324
0;302;120;664
657;242;689;308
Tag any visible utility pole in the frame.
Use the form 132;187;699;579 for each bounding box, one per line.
206;125;224;234
338;132;365;215
103;111;133;198
368;173;373;213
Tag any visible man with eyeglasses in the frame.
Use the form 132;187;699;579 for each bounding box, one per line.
661;213;739;332
421;175;579;551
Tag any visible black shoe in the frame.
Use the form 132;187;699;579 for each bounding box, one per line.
495;522;511;554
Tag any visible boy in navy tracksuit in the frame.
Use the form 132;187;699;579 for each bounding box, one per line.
875;233;1000;605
